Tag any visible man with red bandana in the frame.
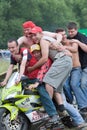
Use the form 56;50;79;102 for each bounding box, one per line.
18;21;36;48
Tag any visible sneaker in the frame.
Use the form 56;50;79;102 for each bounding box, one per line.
48;114;60;124
58;110;69;118
61;115;74;128
80;109;87;122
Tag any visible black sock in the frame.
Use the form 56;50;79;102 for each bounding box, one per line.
57;104;65;112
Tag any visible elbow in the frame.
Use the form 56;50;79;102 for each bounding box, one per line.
43;57;48;63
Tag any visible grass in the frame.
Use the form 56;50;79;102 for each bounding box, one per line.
0;58;10;74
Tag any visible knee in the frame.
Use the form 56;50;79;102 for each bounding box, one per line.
37;85;48;96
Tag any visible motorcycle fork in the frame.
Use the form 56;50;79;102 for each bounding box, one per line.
0;103;19;120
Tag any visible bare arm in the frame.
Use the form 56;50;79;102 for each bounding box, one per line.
42;31;56;37
17;36;24;46
70;39;87;52
0;64;14;86
17;59;27;81
55;33;62;43
17;36;29;47
43;31;62;43
78;41;87;52
28;39;50;71
65;42;78;53
16;50;28;83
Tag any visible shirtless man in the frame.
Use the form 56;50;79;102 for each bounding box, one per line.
17;21;36;48
29;26;72;117
55;28;87;111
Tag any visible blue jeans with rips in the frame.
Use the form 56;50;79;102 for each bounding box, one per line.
28;79;57;117
62;92;85;126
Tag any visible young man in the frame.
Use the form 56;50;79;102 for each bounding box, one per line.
0;39;60;124
0;39;39;86
29;26;72;117
17;21;36;49
67;22;87;112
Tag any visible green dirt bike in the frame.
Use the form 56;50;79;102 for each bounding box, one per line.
0;72;65;130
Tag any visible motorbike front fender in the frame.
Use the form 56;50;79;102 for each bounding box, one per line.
0;103;19;120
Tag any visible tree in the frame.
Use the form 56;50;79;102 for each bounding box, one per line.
0;0;87;49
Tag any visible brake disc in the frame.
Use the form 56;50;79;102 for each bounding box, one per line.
2;113;22;130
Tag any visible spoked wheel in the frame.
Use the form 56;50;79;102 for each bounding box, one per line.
0;108;30;130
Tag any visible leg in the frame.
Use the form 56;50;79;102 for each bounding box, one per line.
37;84;61;123
54;92;64;105
43;56;72;93
37;83;58;117
27;79;58;117
70;67;87;109
81;67;87;99
62;92;85;126
45;83;54;98
54;91;68;117
63;76;73;104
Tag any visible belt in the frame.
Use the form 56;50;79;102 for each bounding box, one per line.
54;52;65;59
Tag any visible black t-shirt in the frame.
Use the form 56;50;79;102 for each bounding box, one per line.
10;48;32;69
10;55;18;65
68;32;87;69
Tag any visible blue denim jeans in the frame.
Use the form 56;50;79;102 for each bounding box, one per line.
64;67;87;109
62;92;85;126
28;79;57;117
63;76;73;104
37;84;58;116
70;67;87;109
81;67;87;99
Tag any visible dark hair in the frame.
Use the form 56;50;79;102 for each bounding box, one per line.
67;22;78;30
8;39;18;45
55;28;65;33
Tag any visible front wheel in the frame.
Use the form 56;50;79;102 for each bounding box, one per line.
0;108;30;130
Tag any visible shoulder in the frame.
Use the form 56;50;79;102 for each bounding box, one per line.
17;36;28;46
77;32;87;43
17;36;27;41
77;32;87;38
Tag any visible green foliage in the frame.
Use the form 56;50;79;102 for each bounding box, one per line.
0;0;87;49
